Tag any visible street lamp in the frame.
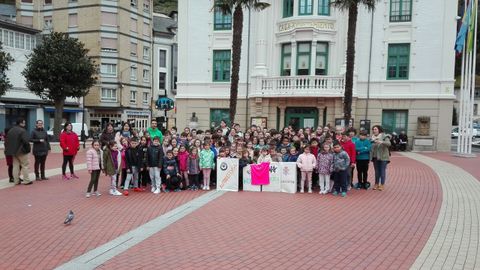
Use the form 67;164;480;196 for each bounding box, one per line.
118;64;136;107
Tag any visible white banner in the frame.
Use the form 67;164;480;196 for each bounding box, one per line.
242;166;261;192
242;163;297;193
262;163;281;192
216;158;239;192
280;162;297;194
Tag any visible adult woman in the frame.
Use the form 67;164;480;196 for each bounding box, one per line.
370;125;391;191
31;120;51;180
115;122;132;150
100;123;115;149
60;122;80;180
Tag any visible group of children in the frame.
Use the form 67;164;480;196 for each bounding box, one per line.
85;123;385;198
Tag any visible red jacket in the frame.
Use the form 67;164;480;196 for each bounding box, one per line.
177;151;189;172
60;131;80;156
340;139;356;165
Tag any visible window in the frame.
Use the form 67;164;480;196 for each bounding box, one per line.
474;104;478;116
101;88;117;102
318;0;330;16
387;43;410;79
210;109;230;128
143;46;150;60
15;33;24;49
101;38;117;52
213;50;231;82
390;0;412;22
68;13;78;27
25;35;32;50
382;110;408;135
21;0;33;3
130;42;137;56
100;63;117;76
315;42;328;75
143;22;150;36
130;91;137;103
159;50;167;67
159;72;166;89
131;67;137;80
44;0;52;4
44;16;52;29
21;16;33;27
101;12;117;26
283;0;294;18
296;42;311;75
131;18;138;32
143;0;150;12
299;0;313;15
214;1;232;30
143;69;150;82
280;43;291;76
142;92;149;104
131;0;137;8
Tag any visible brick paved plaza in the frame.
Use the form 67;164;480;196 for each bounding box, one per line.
0;151;479;270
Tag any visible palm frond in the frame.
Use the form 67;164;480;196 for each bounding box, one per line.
331;0;378;11
251;2;270;11
211;0;232;14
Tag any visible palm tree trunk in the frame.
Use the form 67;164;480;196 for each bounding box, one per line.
229;4;244;125
344;2;358;125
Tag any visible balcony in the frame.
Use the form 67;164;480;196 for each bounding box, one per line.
251;75;345;98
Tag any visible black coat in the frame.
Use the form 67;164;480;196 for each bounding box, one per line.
147;144;164;167
5;125;30;156
31;128;51;156
125;147;142;171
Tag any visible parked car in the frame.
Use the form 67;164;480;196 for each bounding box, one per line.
451;126;479;138
47;123;89;139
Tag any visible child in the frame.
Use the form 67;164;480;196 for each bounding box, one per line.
257;147;272;164
86;140;103;197
317;143;334;194
332;142;351;197
296;145;317;193
270;147;282;162
103;141;123;196
355;130;372;190
284;147;299;162
125;137;143;193
187;147;201;190
138;136;150;188
238;149;251;191
119;137;129;189
147;136;164;194
199;142;215;190
177;145;189;189
163;150;181;192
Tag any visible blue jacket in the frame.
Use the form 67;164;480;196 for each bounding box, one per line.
355;138;372;161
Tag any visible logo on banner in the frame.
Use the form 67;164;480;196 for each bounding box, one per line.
220;163;237;189
220;162;228;171
283;166;290;175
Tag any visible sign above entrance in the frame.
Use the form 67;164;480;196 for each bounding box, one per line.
278;20;335;33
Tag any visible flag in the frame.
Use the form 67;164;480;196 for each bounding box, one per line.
455;0;473;53
467;0;478;52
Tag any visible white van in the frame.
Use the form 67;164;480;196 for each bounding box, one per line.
47;123;89;138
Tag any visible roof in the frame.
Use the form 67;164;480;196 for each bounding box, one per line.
0;16;41;34
153;14;177;35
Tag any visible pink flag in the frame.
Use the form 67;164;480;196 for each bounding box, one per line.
251;162;270;185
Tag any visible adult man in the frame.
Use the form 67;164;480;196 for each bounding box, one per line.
5;118;32;185
31;120;51;180
147;119;163;144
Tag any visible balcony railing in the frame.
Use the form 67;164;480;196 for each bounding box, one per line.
252;75;345;97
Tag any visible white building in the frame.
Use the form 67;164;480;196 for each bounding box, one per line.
152;12;177;129
0;18;81;134
176;0;456;151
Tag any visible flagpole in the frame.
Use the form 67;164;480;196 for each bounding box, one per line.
458;44;465;153
469;0;477;154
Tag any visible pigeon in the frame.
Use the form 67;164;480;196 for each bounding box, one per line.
64;210;74;225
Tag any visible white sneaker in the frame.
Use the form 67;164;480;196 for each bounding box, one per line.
109;189;115;195
112;190;122;196
300;190;304;193
206;186;210;191
202;186;207;190
86;192;91;198
95;191;102;197
308;189;312;194
151;186;156;193
319;191;322;194
153;188;160;194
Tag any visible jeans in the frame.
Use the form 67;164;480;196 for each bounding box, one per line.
373;160;388;185
333;169;348;193
149;167;161;189
34;155;47;178
356;160;370;184
87;170;101;192
318;173;330;193
62;155;74;175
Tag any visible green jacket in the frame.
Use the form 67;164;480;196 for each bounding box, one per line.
147;127;163;144
199;149;215;169
370;133;391;161
103;148;121;176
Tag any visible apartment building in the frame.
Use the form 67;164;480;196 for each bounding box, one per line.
15;0;153;132
176;0;456;151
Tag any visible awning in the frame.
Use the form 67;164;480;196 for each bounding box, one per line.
44;107;84;113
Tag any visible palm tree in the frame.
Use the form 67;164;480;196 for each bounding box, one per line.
216;0;270;125
332;0;378;124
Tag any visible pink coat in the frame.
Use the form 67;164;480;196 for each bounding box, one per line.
86;148;103;171
296;153;317;172
177;151;189;172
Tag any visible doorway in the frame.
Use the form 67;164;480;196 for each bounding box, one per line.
284;107;318;130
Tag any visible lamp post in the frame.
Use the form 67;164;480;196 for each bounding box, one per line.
81;95;86;148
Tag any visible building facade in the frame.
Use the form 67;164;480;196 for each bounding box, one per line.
0;18;82;134
176;0;456;151
152;12;177;129
15;0;153;132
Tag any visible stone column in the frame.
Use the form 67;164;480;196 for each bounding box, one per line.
310;40;317;76
252;0;271;77
291;41;297;76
